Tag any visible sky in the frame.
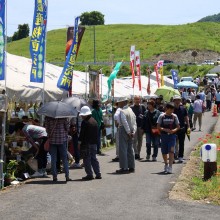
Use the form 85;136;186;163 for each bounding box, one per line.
7;0;220;36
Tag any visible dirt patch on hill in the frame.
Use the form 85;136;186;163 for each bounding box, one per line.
146;49;220;64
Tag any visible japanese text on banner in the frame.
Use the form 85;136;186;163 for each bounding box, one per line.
30;0;47;83
57;17;80;91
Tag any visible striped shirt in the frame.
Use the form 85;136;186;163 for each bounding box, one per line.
22;124;47;147
44;117;70;144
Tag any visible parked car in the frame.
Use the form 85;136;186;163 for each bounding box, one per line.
214;58;220;65
202;60;215;65
180;76;193;82
205;73;218;84
163;60;174;66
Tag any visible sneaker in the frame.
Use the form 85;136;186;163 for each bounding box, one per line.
66;177;72;182
146;155;150;160
128;168;135;173
164;164;168;173
178;157;184;163
167;166;172;174
152;157;157;162
53;177;58;182
95;175;102;179
31;171;44;178
116;169;130;174
82;175;94;181
70;162;82;169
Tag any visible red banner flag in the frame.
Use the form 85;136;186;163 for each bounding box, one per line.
135;51;141;91
154;64;160;88
147;67;151;95
130;45;135;88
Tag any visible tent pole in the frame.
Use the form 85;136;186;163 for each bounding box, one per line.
42;0;48;105
0;0;7;189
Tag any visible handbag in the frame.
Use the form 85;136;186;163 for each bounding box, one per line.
151;127;161;136
147;112;160;136
44;138;50;151
44;120;57;151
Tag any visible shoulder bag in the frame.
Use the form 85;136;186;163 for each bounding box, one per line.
44;120;57;151
148;112;160;136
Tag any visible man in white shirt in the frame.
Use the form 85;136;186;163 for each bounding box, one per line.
115;97;137;174
112;102;121;162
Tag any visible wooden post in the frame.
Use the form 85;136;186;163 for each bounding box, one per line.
204;162;217;181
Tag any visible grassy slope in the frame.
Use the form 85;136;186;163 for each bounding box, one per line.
7;22;220;63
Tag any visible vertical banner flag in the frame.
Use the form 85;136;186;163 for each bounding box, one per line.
30;0;48;83
130;45;135;88
0;0;5;80
170;69;179;89
66;26;85;58
154;64;160;88
135;51;141;91
57;16;80;91
89;70;100;99
147;67;151;95
107;62;122;98
157;60;164;86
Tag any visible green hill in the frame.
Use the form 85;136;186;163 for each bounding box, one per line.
198;13;220;22
7;23;219;75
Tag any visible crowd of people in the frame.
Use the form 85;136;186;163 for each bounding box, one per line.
12;84;219;181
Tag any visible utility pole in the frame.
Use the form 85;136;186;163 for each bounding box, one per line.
93;25;96;64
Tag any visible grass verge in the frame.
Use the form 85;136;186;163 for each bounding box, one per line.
170;132;220;205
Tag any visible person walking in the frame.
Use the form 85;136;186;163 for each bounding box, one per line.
192;95;204;131
116;98;137;174
157;102;180;174
91;99;104;155
142;100;161;161
14;122;47;177
205;88;212;111
78;106;101;181
112;102;121;162
173;95;190;163
44;117;71;182
131;95;146;159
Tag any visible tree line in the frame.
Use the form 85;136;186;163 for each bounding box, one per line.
9;11;105;42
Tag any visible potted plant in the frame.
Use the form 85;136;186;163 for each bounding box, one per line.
4;160;18;186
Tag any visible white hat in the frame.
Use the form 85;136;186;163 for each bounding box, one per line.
115;97;128;103
173;95;181;100
79;106;92;116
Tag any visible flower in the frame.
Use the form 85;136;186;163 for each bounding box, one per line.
203;139;208;143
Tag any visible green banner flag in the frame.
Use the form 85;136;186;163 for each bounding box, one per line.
107;62;122;98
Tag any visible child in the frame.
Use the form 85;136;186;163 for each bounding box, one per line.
157;103;180;174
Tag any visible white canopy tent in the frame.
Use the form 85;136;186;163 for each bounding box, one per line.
0;53;174;102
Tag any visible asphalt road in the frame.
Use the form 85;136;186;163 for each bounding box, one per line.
0;111;220;220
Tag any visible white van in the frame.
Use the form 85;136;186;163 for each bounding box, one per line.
205;73;218;84
180;76;193;82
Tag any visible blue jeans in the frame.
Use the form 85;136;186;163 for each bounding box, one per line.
146;133;160;157
49;141;69;178
83;144;101;177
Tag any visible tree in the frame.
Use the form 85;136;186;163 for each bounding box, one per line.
12;23;30;41
80;11;105;25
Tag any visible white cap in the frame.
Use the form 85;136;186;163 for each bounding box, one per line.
79;106;92;116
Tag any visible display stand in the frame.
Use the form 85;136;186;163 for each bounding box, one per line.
0;94;7;189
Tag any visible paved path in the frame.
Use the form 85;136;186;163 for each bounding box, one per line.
0;111;220;220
